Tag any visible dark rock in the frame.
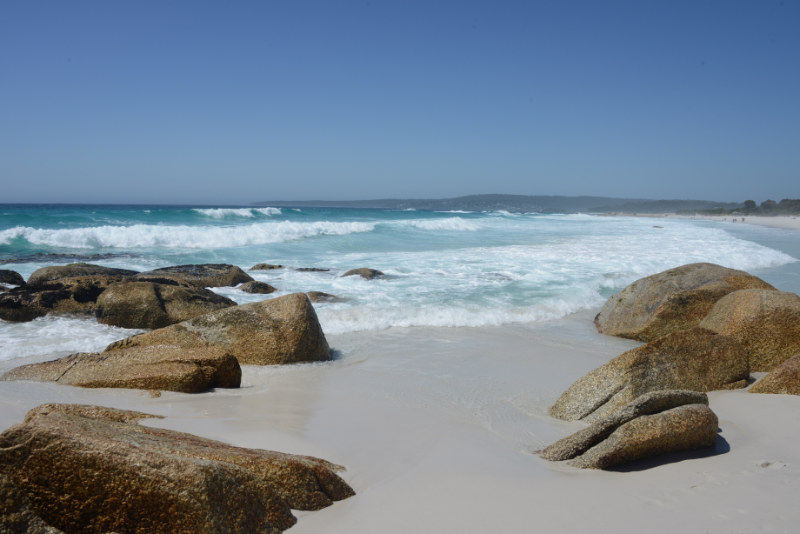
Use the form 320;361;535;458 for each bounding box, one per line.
699;289;800;371
95;281;236;329
106;293;331;365
594;263;774;342
550;327;749;422
0;275;129;323
1;344;241;393
0;269;25;286
307;291;347;303
134;264;254;288
251;263;285;271
0;404;354;533
342;268;384;280
296;267;330;272
750;354;800;395
239;281;277;294
0;473;63;534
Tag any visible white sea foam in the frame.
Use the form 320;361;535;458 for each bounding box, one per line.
394;217;481;231
193;207;282;218
0;220;376;249
0;316;142;363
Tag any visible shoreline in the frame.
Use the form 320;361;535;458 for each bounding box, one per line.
4;311;800;532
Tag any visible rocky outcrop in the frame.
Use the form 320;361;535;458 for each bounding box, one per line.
251;263;284;271
0;404;354;533
595;263;774;342
749;354;800;395
239;281;277;294
540;390;717;468
699;289;800;371
106;292;331;365
342;268;384;280
0;473;62;534
550;327;749;422
25;263;138;288
542;391;718;469
0;275;131;322
95;281;236;329
0;269;25;286
134;264;253;288
1;344;241;393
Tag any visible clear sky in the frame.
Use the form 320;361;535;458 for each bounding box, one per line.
1;1;798;204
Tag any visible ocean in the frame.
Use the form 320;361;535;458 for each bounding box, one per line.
1;204;798;363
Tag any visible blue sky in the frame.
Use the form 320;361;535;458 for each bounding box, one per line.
1;1;798;204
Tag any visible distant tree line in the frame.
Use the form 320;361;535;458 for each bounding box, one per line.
740;198;800;215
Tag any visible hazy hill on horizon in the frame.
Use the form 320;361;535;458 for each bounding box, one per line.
254;194;742;214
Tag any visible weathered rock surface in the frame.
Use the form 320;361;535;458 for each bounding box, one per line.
0;473;63;534
25;263;139;288
239;281;278;294
550;327;749;422
0;269;25;286
749;354;800;395
251;263;284;271
134;263;254;288
595;263;774;342
699;288;800;371
0;275;130;322
95;281;236;329
307;291;347;303
541;390;710;461
342;267;384;280
106;292;331;365
0;404;354;533
541;390;717;469
1;344;241;393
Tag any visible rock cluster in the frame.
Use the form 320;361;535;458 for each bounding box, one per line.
0;404;354;533
545;262;800;469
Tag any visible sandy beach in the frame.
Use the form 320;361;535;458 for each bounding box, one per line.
681;214;800;231
3;308;800;533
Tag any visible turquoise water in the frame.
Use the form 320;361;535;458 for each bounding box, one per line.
1;204;797;361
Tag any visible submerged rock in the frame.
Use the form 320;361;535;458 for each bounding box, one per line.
0;404;354;533
134;263;253;288
750;354;800;395
700;289;800;371
96;281;236;329
307;291;347;303
342;268;384;280
239;281;278;294
0;269;25;286
594;263;774;342
550;327;748;422
106;292;331;365
251;263;285;271
541;390;717;469
1;344;241;393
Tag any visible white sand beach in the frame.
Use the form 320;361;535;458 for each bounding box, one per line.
3;310;800;533
683;214;800;232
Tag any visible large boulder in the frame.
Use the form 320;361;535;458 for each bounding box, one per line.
95;281;236;329
595;263;774;342
699;289;800;371
134;264;253;288
0;275;132;322
25;263;138;288
1;344;241;393
1;473;63;534
749;354;800;395
0;404;354;533
106;292;331;365
540;390;718;469
0;269;25;286
550;327;749;422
